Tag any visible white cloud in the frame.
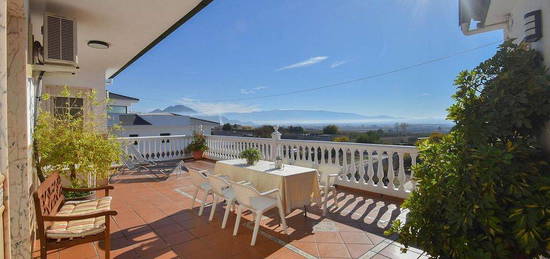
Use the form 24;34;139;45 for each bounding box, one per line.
179;98;259;115
276;56;328;71
240;86;268;95
330;60;348;68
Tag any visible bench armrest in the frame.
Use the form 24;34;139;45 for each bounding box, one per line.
43;210;118;221
62;185;114;196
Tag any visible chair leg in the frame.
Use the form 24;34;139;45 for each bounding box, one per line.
222;200;232;229
233;205;242;236
277;201;288;234
105;216;111;259
40;245;47;259
251;212;263;246
209;195;218;221
322;187;329;216
191;188;199;210
198;191;209;216
333;189;338;208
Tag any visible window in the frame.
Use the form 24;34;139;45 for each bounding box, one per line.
54;97;83;118
107;105;127;114
160;133;171;136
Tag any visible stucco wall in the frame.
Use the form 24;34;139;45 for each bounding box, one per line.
505;0;550;67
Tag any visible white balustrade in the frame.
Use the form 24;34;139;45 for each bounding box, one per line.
204;134;418;199
116;135;194;162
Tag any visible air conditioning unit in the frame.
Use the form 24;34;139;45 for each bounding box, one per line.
43;13;77;66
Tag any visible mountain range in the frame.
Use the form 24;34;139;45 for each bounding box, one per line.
150;104;396;125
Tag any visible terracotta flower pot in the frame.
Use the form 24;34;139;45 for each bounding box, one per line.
192;150;204;160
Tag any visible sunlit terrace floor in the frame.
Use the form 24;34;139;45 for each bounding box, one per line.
33;159;427;259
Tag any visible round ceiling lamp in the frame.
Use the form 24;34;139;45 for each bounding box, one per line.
87;40;110;49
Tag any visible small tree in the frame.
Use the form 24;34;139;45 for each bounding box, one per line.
388;42;550;258
222;123;233;131
355;131;381;144
254;125;274;138
323;124;339;134
34;87;122;186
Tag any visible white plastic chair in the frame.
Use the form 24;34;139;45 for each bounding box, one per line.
207;174;237;229
316;164;345;216
188;169;213;216
231;182;288;246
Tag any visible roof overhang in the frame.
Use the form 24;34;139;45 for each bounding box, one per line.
30;0;212;81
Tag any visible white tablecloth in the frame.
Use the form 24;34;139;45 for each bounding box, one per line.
214;159;321;214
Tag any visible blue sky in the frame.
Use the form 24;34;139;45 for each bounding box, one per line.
109;0;502;120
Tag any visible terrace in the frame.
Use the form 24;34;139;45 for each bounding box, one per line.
33;134;427;259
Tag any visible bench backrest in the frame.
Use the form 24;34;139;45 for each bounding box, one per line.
34;172;65;217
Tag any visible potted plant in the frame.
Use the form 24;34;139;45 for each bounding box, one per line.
34;87;122;199
186;133;208;159
240;148;261;165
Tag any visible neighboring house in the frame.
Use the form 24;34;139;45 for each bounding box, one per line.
0;0;212;257
459;0;550;67
116;113;219;137
107;92;139;126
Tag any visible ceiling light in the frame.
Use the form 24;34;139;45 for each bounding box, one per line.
87;40;109;49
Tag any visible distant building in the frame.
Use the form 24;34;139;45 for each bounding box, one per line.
107;92;139;126
115;113;219;137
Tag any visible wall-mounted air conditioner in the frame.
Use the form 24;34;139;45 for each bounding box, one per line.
43;13;77;66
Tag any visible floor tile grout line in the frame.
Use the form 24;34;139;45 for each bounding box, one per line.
175;187;319;259
358;239;394;259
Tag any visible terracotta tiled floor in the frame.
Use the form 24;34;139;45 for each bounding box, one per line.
33;159;427;259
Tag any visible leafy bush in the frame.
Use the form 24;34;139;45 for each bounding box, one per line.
388;42;550;258
355;131;381;143
240;148;261;165
186;133;208;152
34;87;122;186
332;136;350;142
323;124;339;134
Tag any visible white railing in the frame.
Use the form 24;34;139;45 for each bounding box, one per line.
204;135;274;161
116;135;194;162
204;134;418;199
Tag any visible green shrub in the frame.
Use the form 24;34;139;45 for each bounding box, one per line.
186;133;208;152
332;136;350;142
34;87;122;186
240;148;261;165
388;41;550;258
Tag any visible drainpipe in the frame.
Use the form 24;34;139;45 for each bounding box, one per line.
460;14;511;36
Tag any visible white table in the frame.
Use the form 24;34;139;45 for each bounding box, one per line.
214;159;321;214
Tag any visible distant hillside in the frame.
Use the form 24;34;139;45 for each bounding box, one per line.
151;105;196;114
224;110;394;124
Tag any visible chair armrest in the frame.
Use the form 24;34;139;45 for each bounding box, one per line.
43;210;118;221
260;188;280;196
62;185;114;196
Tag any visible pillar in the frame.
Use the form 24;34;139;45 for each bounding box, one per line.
7;0;33;257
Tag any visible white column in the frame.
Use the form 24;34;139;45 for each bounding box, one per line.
7;0;33;257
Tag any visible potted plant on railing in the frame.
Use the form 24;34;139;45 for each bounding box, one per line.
34;87;122;199
240;148;261;166
186;133;208;159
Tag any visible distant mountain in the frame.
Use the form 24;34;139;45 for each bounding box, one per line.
149;106;396;125
151;105;196;114
224;110;394;124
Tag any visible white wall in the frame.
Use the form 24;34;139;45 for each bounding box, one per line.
494;0;550;67
116;125;214;137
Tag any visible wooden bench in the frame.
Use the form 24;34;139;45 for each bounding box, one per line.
33;172;117;259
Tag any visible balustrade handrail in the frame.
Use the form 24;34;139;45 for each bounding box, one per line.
204;133;419;199
116;135;191;141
